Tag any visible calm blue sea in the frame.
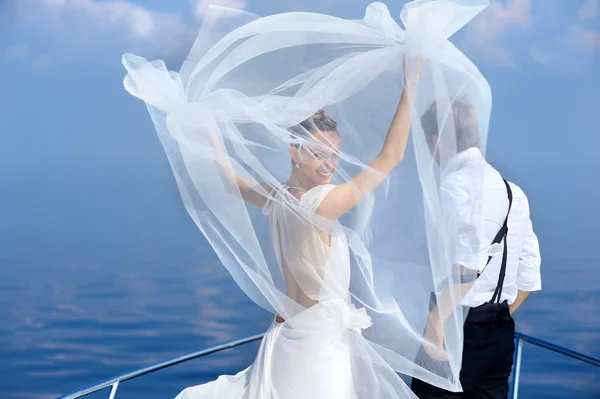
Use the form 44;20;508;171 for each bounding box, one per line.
0;157;599;398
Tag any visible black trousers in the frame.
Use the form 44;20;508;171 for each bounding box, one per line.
411;301;515;399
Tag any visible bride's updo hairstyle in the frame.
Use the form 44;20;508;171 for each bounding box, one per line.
290;109;339;148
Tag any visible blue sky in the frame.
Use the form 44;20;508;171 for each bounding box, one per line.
0;0;599;258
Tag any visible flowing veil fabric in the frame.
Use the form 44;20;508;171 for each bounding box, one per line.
122;0;492;397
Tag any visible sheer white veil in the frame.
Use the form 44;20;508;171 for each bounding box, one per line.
122;0;491;392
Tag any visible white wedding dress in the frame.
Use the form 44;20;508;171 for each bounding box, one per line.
122;1;494;398
176;184;409;399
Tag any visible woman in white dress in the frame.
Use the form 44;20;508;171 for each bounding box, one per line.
173;58;422;398
122;1;493;397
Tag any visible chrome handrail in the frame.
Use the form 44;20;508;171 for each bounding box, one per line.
511;332;600;399
55;333;266;399
55;331;599;399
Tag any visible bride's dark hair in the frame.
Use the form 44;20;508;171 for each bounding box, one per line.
290;109;338;148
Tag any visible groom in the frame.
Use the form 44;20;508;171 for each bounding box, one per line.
411;99;542;399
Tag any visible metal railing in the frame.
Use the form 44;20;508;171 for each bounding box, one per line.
56;331;599;399
511;332;600;399
55;333;266;399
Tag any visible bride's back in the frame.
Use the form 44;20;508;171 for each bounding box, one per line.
263;184;351;309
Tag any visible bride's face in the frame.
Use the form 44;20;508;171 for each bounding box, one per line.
291;130;340;186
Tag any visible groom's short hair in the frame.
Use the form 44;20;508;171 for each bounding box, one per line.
421;98;481;152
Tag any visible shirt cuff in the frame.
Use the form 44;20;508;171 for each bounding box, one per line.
516;262;542;292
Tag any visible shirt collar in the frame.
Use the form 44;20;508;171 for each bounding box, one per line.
441;147;484;180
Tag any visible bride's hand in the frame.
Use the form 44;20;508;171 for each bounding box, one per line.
403;54;425;85
197;129;224;150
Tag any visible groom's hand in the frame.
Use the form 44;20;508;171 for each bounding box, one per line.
424;310;449;362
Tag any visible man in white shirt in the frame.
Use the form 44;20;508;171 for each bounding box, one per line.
411;99;542;399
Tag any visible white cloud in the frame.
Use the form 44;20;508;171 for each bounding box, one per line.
40;0;68;5
578;0;597;19
194;0;248;20
25;0;176;40
2;44;52;71
6;0;199;64
463;0;532;65
525;1;599;66
529;46;554;65
570;25;600;52
3;44;31;60
4;0;246;63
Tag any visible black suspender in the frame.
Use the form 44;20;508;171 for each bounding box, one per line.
428;179;514;311
478;179;513;304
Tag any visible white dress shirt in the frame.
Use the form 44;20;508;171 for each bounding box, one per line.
440;148;542;308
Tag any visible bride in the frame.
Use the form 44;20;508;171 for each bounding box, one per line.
122;1;492;398
174;58;422;399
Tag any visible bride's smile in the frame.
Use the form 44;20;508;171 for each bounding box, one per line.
292;131;340;187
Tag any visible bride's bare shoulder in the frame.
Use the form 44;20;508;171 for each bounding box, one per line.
301;184;337;210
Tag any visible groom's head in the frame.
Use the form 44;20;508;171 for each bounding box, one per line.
421;98;481;165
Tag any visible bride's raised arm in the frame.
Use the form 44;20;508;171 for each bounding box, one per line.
121;53;273;208
203;130;272;208
316;57;424;220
